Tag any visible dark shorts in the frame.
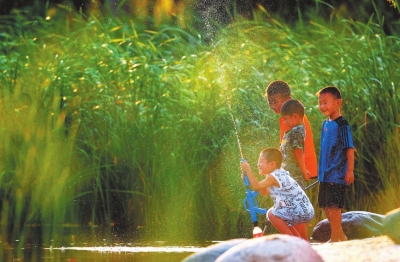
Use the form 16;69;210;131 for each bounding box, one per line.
318;182;347;208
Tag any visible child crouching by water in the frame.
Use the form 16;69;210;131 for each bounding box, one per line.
240;148;314;241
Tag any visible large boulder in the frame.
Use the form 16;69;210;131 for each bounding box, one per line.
312;211;385;242
182;239;247;262
382;207;400;244
215;235;323;262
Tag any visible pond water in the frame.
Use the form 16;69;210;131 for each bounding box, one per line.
1;241;211;262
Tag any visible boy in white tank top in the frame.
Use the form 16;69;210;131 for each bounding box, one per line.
240;148;314;240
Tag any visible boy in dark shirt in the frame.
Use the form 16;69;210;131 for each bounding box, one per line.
317;86;355;242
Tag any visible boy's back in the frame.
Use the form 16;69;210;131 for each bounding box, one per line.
269;168;314;224
280;124;306;187
280;115;317;178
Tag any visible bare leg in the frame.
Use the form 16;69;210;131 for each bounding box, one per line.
322;207;347;242
294;223;309;242
267;211;300;238
289;226;301;238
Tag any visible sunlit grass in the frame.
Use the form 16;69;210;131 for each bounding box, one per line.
0;10;225;245
0;5;399;247
203;9;399;231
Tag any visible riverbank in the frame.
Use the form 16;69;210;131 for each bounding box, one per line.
312;236;400;262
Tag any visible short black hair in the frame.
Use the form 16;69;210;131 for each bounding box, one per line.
265;80;291;99
317;86;342;99
261;148;282;168
280;99;305;117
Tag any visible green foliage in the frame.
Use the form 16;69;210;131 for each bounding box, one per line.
0;11;231;245
210;12;399;216
0;4;399;247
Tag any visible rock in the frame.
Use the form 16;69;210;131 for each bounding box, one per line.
182;239;247;262
312;235;400;262
312;211;385;242
215;234;323;262
382;207;400;244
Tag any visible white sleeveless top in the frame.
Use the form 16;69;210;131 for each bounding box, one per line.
268;168;314;226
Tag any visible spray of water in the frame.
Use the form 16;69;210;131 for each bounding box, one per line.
226;98;244;159
201;2;245;160
211;36;244;160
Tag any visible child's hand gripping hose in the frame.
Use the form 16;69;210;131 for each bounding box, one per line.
241;158;267;238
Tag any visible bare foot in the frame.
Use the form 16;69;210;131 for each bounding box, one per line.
327;236;348;243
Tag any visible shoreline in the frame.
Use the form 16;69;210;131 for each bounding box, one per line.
312;235;400;262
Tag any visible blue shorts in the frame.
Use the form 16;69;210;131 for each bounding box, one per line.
318;182;347;208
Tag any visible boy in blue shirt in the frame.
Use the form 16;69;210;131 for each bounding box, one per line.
317;86;355;242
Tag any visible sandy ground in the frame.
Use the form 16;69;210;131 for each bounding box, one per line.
312;236;400;262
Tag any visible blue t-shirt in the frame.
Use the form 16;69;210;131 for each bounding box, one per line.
318;116;354;185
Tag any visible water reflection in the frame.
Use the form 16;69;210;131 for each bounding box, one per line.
1;241;209;262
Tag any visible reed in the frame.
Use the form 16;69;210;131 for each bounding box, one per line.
0;4;398;246
206;7;399;232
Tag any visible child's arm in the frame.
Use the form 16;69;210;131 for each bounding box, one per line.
294;148;311;180
345;148;355;185
240;161;275;196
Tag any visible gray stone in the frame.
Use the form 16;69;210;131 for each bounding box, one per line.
382;207;400;244
312;211;385;242
182;239;247;262
215;234;323;262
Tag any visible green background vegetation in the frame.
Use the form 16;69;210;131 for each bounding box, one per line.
0;0;399;249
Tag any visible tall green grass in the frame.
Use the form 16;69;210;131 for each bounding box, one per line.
0;10;233;246
209;9;399;219
0;5;399;248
